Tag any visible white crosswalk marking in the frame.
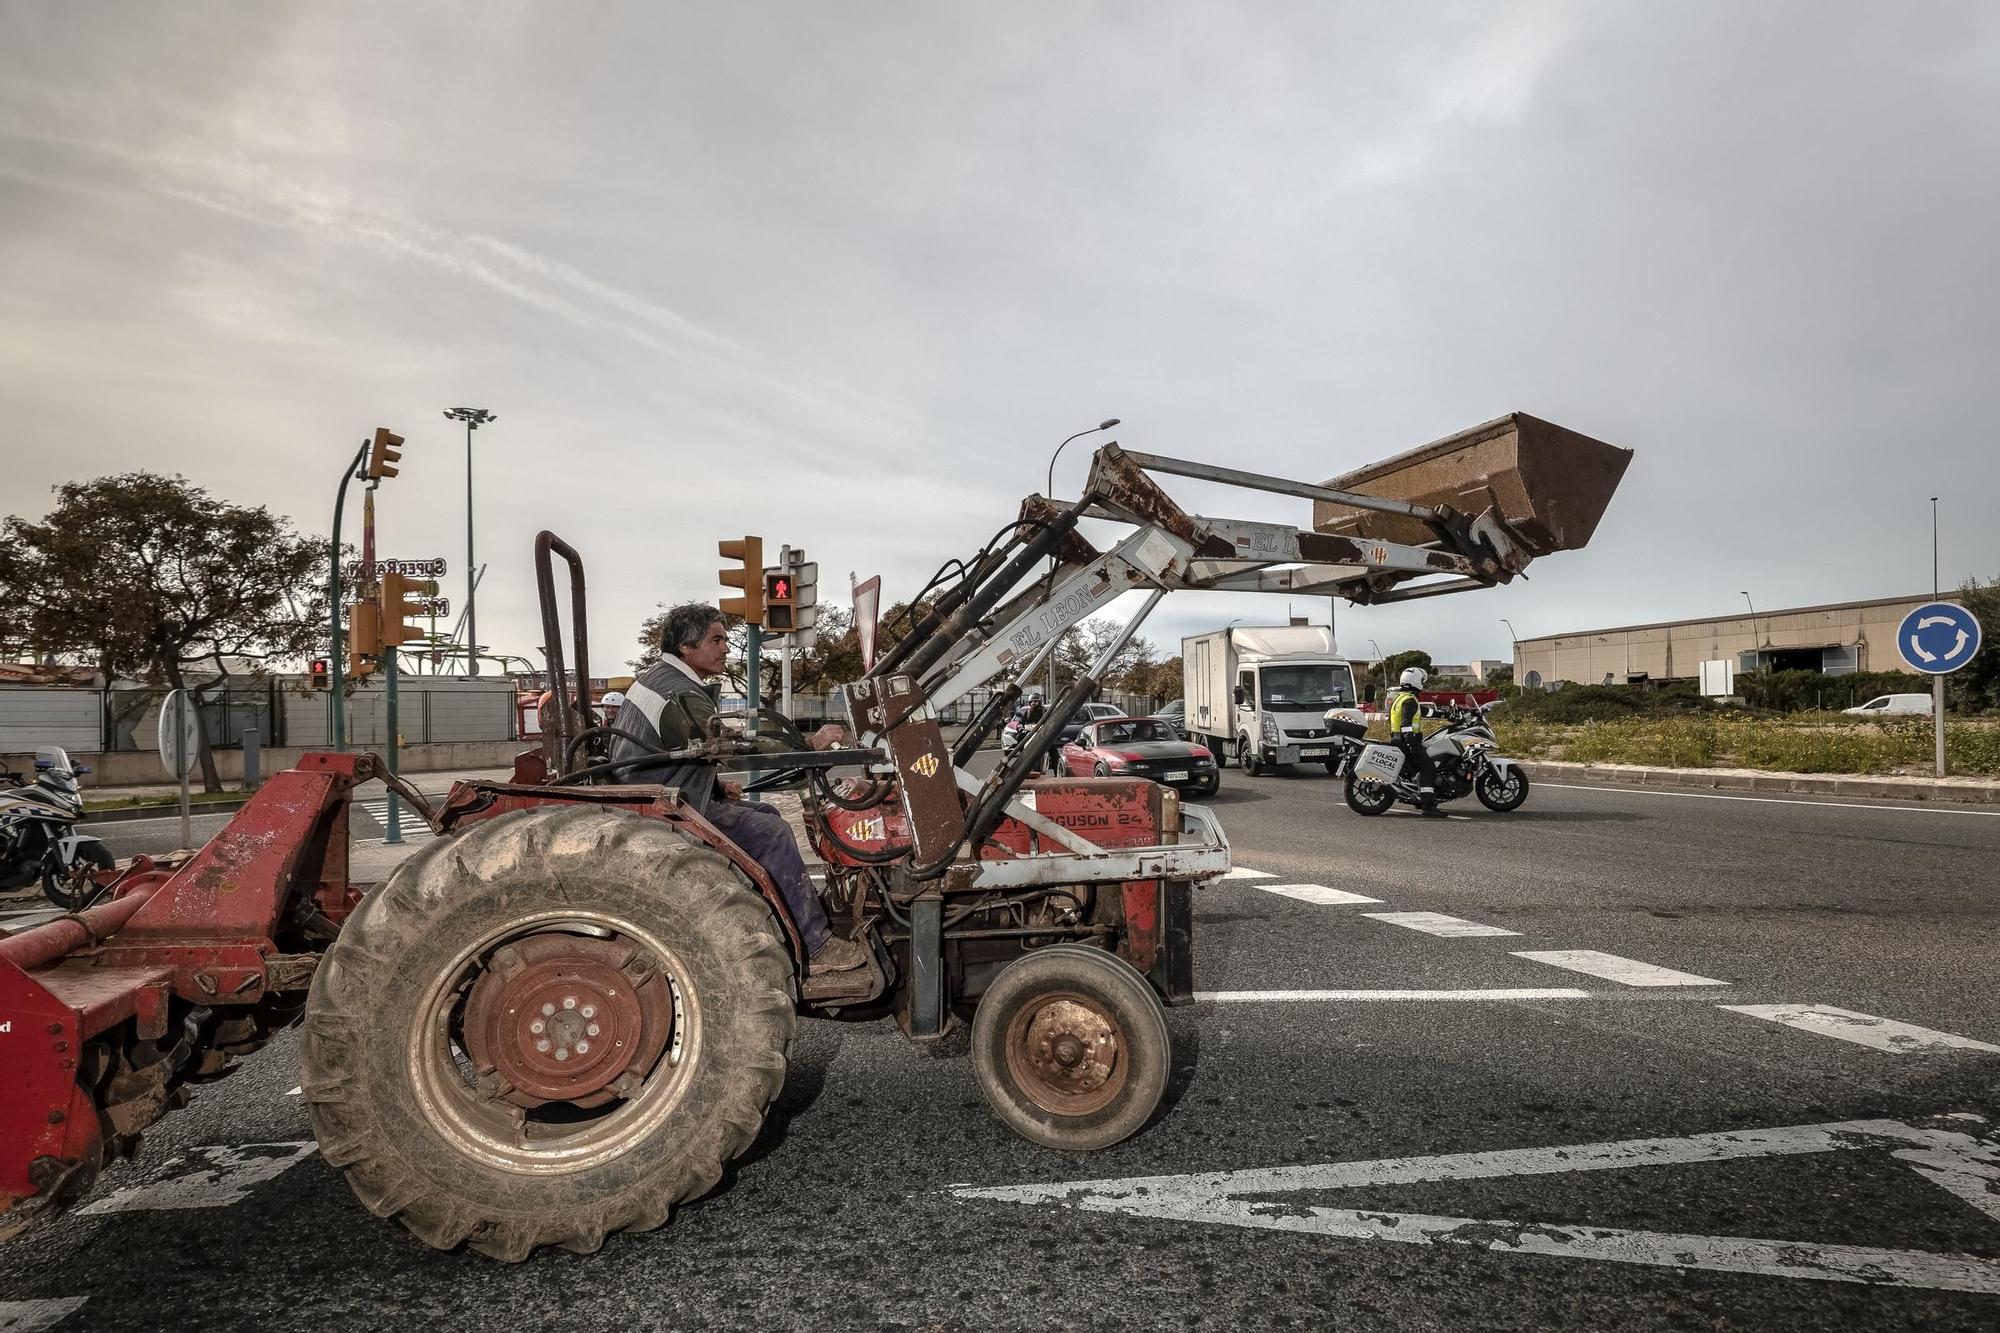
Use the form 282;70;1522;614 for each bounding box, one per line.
1198;988;1589;1003
1721;1004;2000;1055
76;1142;317;1215
1514;950;1728;988
354;797;434;842
0;1299;88;1333
1255;883;1383;906
1220;867;1275;880
1362;911;1520;938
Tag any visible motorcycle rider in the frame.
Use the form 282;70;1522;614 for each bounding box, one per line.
1388;666;1444;817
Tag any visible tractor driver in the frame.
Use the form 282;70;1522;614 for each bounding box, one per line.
1388;666;1445;817
607;603;874;994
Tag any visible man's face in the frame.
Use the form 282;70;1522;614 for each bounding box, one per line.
680;618;730;678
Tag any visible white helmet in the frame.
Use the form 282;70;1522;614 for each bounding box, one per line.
1399;666;1428;689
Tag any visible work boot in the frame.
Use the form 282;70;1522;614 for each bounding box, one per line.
1419;801;1447;819
801;936;879;1002
810;935;870;972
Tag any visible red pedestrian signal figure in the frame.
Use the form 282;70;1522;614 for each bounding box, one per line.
764;569;797;631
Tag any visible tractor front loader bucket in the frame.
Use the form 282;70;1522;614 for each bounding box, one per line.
1312;412;1633;558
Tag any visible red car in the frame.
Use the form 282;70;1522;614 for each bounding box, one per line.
1058;716;1220;797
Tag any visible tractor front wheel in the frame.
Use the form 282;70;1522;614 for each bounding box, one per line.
971;944;1170;1151
301;805;796;1261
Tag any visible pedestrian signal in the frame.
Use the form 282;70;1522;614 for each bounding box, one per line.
764;569;796;632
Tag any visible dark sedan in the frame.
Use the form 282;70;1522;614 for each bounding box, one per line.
1058;717;1219;797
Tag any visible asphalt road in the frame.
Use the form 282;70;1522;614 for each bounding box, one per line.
4;767;1998;1332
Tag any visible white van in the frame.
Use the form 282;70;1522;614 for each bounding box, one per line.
1841;693;1933;717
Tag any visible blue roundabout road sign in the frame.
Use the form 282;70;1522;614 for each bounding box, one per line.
1896;601;1982;675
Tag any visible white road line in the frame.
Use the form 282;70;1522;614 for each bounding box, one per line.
1255;883;1383;906
0;1299;89;1333
950;1115;2000;1294
1220;867;1275;880
1513;950;1728;988
1539;782;2000;817
76;1142;317;1215
1196;988;1588;1003
1721;1004;2000;1055
286;1086;301;1096
1362;911;1520;938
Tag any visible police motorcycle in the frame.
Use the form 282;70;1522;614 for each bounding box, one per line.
1326;700;1530;816
0;746;115;909
998;693;1047;767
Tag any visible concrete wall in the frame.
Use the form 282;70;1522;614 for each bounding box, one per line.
1515;595;1953;686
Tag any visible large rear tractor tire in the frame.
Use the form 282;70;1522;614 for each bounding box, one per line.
301;805;796;1261
971;943;1171;1151
1343;771;1396;816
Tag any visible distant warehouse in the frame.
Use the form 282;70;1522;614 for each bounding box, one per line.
1513;593;1958;689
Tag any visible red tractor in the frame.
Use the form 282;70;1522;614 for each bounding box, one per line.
0;418;1629;1259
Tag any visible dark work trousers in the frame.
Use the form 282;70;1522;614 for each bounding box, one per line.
706;799;832;954
1395;734;1439;804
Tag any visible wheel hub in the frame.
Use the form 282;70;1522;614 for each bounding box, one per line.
462;933;673;1109
1011;996;1125;1114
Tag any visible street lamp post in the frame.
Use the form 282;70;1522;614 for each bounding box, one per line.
1739;590;1760;675
1044;417;1120;697
1500;618;1520;677
444;408;496;676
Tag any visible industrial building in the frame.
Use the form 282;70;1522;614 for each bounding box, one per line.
1512;593;1957;689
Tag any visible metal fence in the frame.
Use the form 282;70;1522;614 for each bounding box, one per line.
2;678;521;753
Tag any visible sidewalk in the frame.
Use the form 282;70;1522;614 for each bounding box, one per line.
1530;759;2000;804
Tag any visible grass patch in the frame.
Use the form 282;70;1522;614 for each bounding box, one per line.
84;789;250;813
1489;714;2000;777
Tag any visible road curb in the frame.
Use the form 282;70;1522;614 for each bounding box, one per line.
1531;760;2000;804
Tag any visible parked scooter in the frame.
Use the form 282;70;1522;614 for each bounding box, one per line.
1327;702;1529;815
0;747;115;909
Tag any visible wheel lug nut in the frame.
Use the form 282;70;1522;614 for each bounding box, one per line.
555;1048;570;1061
576;1041;591;1054
530;1020;545;1034
535;1038;551;1053
541;1003;555;1017
585;1023;600;1037
563;996;578;1010
581;1005;596;1019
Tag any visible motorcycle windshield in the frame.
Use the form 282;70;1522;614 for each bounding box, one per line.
35;745;72;772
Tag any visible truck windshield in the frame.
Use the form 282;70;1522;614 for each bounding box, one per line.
1260;665;1355;709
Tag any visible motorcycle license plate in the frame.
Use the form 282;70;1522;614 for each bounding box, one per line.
1164;770;1190;782
1357;747;1402;780
1299;747;1329;758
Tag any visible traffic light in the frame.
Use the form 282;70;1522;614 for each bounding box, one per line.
718;536;764;625
786;547;819;650
365;426;404;480
309;659;330;690
380;571;440;647
348;601;382;678
763;569;796;631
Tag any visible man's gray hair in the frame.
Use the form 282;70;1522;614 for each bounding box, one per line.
661;603;725;659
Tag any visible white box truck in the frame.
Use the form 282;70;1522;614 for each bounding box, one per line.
1182;625;1364;775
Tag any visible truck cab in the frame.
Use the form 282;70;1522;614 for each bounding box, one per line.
1184;625;1363;775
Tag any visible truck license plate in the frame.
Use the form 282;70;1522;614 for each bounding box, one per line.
1164;770;1189;782
1299;747;1329;758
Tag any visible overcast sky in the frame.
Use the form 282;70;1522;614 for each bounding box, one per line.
3;2;1995;677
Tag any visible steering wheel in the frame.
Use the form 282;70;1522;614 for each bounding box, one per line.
735;707;823;794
